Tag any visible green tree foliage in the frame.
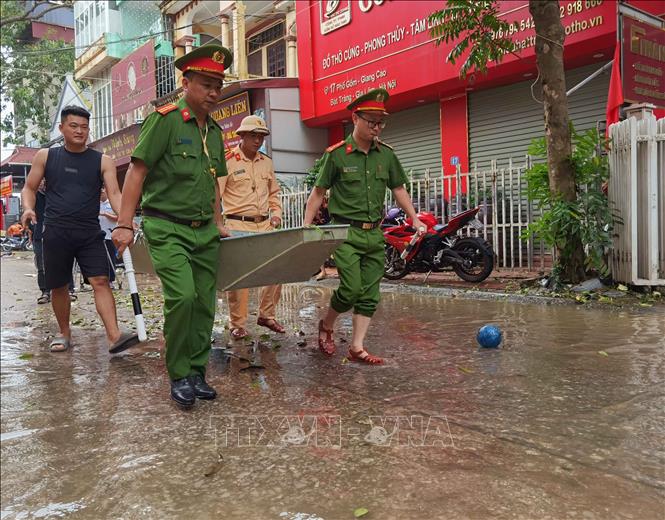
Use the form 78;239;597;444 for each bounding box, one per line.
427;0;516;78
1;0;77;145
523;129;619;281
305;157;324;189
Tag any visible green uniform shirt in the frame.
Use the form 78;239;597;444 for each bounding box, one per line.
315;134;408;222
132;98;228;220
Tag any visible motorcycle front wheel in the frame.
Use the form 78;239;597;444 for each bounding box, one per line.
383;244;410;280
24;240;34;251
451;237;494;282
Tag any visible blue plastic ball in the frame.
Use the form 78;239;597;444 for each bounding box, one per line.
477;325;502;348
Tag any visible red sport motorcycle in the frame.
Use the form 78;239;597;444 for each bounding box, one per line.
382;207;494;283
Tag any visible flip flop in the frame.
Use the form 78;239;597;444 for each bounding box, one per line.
49;336;71;352
108;332;140;354
37;294;50;304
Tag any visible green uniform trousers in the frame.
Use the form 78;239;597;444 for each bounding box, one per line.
331;226;385;318
143;216;219;380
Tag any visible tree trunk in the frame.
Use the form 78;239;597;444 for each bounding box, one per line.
529;0;585;283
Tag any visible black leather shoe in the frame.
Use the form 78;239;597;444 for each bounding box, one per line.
189;374;217;400
170;377;195;407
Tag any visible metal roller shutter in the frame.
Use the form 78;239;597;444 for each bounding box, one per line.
469;63;610;168
379;103;442;179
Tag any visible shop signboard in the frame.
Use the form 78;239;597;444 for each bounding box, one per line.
112;40;157;130
91;124;141;168
296;0;615;122
210;92;251;151
622;16;665;108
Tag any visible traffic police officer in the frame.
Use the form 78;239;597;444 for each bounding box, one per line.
219;115;285;340
112;44;233;407
303;88;425;365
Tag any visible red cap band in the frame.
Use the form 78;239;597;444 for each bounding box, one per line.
353;100;387;112
180;56;226;78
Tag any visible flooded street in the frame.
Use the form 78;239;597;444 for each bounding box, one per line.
2;253;664;519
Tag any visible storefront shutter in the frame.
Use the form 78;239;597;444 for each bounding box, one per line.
379;103;442;180
468;63;611;168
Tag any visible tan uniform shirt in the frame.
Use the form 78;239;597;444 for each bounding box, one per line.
218;145;282;219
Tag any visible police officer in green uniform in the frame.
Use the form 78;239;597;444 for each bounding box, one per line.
112;44;233;407
303;88;425;365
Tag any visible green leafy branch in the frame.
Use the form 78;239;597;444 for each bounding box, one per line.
428;0;517;78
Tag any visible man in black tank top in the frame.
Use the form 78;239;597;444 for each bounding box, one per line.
21;105;139;354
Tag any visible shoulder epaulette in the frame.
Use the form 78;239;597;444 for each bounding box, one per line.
225;150;234;160
156;103;178;116
377;139;393;150
325;140;345;153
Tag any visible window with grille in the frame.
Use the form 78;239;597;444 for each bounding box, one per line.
161;14;174;42
156;56;176;99
92;69;112;139
247;21;286;78
267;40;286;77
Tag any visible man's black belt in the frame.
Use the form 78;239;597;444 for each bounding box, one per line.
332;215;382;230
142;208;210;228
225;214;269;223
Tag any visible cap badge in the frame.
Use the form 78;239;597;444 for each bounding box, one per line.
376;93;385;102
212;51;224;64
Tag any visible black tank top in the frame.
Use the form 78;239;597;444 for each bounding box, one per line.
44;146;103;229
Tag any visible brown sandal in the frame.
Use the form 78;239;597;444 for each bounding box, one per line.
257;317;286;333
347;347;383;365
318;320;335;356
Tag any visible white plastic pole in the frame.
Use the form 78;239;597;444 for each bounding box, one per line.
122;248;147;341
400;232;421;261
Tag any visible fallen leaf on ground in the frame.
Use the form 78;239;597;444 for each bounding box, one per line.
354;508;369;518
19;353;33;360
457;366;474;374
597;350;609;357
617;284;628;292
203;452;224;477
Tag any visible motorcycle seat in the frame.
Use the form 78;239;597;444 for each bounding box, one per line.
433;223;448;233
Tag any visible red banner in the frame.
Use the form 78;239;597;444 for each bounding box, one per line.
297;0;615;123
112;40;157;130
622;16;665;108
210;92;251;151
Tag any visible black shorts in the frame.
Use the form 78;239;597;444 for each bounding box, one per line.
43;224;113;290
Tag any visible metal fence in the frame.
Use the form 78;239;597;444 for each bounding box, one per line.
279;158;553;271
608;112;665;286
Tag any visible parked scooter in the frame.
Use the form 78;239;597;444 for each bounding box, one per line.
383;207;494;282
1;233;33;253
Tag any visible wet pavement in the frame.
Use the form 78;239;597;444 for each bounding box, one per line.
2;252;664;519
